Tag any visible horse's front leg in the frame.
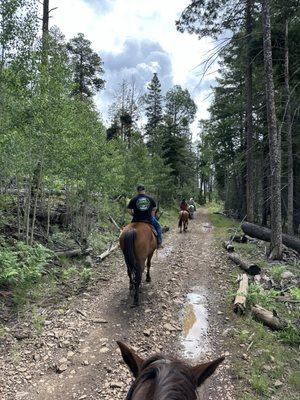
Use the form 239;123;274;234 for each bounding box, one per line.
146;252;154;283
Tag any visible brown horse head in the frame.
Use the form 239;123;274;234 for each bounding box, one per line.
119;223;157;306
178;210;189;233
117;341;225;399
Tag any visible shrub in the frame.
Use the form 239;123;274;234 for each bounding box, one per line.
0;242;53;288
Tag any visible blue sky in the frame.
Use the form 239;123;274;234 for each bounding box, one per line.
51;0;218;134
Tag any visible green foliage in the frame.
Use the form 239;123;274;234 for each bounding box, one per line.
249;372;269;395
288;371;300;390
270;264;286;281
276;324;300;346
31;306;45;335
67;32;105;97
61;267;77;281
80;267;93;283
144;72;163;147
290;287;300;301
0;242;52;288
247;283;279;309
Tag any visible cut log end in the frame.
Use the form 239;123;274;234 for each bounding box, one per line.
223;241;235;253
233;274;248;315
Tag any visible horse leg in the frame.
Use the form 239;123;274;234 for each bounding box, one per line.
132;267;141;307
127;266;133;291
146;251;154;283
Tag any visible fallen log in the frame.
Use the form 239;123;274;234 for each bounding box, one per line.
228;253;261;276
230;234;248;243
98;243;119;261
276;295;300;304
55;248;82;258
108;215;121;231
251;304;286;330
242;222;300;254
233;274;248;314
213;211;227;217
223;241;234;252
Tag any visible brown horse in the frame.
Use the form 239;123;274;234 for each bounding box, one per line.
178;210;189;233
119;222;157;306
117;341;225;399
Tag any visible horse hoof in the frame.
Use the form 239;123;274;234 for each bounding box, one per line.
146;276;151;283
131;302;139;308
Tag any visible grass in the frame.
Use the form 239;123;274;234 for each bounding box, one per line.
206;202;300;399
290;287;300;301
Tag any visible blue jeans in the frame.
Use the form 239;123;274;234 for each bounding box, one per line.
151;216;162;244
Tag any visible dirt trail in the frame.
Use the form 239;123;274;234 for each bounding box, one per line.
0;209;236;400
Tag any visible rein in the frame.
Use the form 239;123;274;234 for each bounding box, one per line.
125;358;171;399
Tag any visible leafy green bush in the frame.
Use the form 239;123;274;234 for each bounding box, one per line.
80;267;93;283
247;283;279;309
290;287;300;301
270;264;286;281
0;242;52;288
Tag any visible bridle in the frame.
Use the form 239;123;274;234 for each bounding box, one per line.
125;358;171;399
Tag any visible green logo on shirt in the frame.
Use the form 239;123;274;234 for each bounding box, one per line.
136;197;151;211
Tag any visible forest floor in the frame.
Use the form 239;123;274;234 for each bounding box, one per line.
0;208;298;399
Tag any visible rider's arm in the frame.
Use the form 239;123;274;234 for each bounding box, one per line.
151;207;157;217
127;198;135;216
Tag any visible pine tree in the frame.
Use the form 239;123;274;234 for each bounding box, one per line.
144;72;163;148
262;0;282;259
67;33;105;99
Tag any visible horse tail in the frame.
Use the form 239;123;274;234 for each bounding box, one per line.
178;212;182;228
122;229;139;280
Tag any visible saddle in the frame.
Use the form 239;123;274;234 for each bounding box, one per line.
135;221;157;237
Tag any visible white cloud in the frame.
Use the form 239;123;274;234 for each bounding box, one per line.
51;0;217;135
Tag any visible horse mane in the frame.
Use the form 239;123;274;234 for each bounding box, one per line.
127;355;197;400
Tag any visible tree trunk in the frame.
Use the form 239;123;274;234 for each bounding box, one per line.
284;20;294;235
261;0;282;259
16;177;21;239
242;221;300;254
203;180;207;204
46;197;51;238
245;0;254;223
42;0;49;67
30;164;43;245
25;184;32;244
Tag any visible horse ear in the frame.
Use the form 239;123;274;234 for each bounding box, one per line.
190;356;225;387
117;341;145;378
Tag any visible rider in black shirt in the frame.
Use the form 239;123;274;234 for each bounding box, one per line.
127;184;163;248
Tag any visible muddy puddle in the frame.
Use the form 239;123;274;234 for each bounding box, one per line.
180;288;211;360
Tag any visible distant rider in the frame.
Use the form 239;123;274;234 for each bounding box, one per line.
179;198;188;211
127;184;163;249
189;197;196;211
